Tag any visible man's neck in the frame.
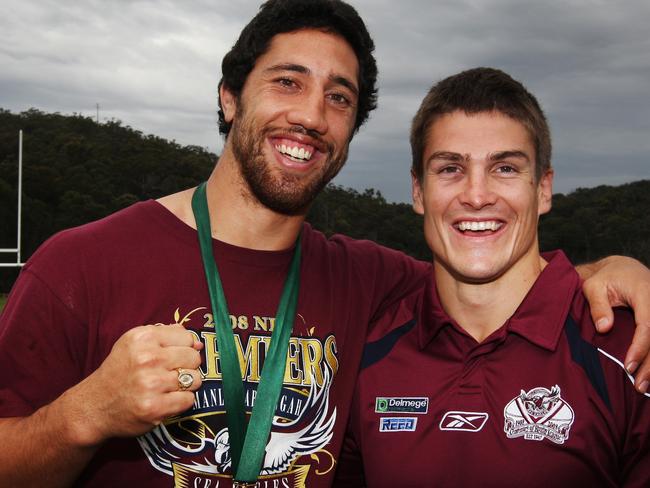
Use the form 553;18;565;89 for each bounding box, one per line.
435;250;546;343
157;150;305;251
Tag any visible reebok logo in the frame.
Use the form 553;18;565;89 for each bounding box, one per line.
439;411;489;432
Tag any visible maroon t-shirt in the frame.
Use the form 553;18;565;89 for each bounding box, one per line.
337;251;650;487
0;200;428;487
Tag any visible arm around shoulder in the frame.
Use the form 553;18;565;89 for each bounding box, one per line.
578;255;650;392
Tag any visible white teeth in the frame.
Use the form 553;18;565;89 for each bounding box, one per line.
275;143;313;161
457;221;502;232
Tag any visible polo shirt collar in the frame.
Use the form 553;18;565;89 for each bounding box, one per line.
417;250;580;351
417;272;453;349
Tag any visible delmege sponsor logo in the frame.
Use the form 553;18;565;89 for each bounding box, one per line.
375;397;429;414
379;417;418;432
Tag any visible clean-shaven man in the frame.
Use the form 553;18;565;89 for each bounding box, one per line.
338;67;649;487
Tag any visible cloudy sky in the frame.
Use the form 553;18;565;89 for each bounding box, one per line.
1;0;648;203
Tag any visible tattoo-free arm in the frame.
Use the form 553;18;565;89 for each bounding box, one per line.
0;386;102;487
577;255;650;393
0;325;203;485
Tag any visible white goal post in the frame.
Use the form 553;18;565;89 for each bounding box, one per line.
0;130;24;268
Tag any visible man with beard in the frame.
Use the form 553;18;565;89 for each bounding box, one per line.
1;1;649;487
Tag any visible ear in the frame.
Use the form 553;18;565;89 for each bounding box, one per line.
411;170;425;215
537;168;554;216
219;83;238;124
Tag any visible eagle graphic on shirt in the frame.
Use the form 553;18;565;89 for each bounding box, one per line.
136;309;339;486
503;385;575;445
139;366;335;476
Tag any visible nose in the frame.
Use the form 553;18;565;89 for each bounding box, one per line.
286;88;328;135
459;168;497;209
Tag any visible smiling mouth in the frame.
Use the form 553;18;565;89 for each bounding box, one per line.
454;220;504;233
274;142;314;162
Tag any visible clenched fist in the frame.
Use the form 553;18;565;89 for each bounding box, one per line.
66;324;203;447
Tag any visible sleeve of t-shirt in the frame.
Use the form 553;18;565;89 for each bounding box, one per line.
591;308;650;487
0;262;88;417
615;341;650;486
333;385;367;487
333;234;429;324
334;431;367;487
620;384;650;487
369;246;429;323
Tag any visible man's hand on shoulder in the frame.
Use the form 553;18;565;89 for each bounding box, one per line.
578;255;650;394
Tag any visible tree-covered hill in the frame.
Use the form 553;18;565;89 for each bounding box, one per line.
0;108;215;289
1;108;648;293
308;179;650;266
308;185;430;260
539;181;650;265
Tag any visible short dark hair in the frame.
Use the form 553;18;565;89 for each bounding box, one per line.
410;67;551;181
218;0;378;136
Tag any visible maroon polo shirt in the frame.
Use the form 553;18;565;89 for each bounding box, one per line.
336;251;650;488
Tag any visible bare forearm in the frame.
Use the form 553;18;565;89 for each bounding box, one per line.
574;256;616;281
0;324;204;485
578;254;650;392
0;393;100;487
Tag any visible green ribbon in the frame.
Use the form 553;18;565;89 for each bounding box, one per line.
191;182;302;483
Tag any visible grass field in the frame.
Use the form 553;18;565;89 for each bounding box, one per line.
0;294;7;313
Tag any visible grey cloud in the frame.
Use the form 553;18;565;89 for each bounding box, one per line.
345;0;650;200
1;0;648;202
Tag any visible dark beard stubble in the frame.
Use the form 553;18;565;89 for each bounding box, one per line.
229;104;350;216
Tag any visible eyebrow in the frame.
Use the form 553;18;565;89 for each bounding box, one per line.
488;150;530;161
265;63;358;96
265;63;309;75
426;150;531;164
330;75;358;96
426;151;467;164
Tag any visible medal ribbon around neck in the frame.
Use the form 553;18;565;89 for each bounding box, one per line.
191;182;302;483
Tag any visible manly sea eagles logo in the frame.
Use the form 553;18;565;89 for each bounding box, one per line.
138;367;336;486
503;385;575;445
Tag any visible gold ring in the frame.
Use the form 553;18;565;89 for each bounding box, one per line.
177;368;194;390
